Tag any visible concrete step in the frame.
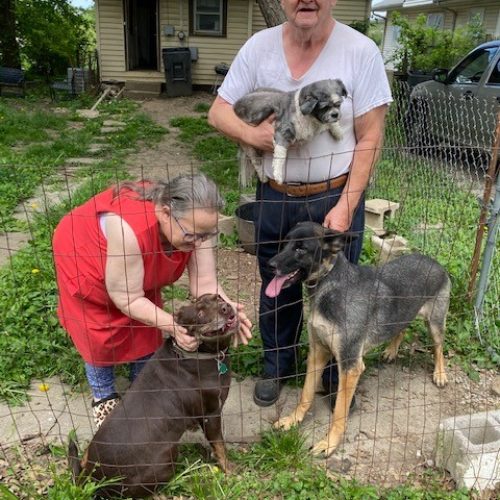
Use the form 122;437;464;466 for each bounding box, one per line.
124;80;162;93
124;89;162;100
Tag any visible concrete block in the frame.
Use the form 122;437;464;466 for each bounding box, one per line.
435;410;500;492
371;234;409;264
217;214;235;237
365;199;400;236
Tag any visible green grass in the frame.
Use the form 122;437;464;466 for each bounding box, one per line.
169;115;251;217
2;427;472;499
367;153;499;372
0;95;166;404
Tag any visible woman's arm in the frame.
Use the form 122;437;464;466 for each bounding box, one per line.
188;240;252;345
104;213;197;351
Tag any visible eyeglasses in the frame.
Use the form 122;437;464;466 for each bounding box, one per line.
171;213;218;243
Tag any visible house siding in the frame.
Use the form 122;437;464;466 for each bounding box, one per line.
96;0;371;86
381;0;500;70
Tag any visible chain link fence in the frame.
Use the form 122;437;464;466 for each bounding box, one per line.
0;82;498;497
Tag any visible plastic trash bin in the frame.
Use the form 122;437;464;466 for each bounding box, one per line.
162;48;192;97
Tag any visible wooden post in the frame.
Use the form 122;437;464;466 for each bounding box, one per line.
467;110;500;301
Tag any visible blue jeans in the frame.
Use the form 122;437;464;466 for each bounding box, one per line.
254;180;365;392
85;354;153;401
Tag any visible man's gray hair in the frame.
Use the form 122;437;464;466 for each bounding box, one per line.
119;174;224;215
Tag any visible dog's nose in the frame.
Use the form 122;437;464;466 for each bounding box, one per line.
220;303;231;315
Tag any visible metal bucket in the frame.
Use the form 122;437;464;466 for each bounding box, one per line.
234;202;256;255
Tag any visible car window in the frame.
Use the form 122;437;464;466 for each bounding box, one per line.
448;47;498;85
487;59;500;85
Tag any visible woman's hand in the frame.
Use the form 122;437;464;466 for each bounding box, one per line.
162;318;199;352
231;302;253;348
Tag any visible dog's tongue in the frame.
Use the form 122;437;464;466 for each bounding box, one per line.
265;275;290;298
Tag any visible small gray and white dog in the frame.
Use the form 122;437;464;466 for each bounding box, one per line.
233;79;347;184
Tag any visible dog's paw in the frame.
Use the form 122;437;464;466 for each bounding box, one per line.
433;370;448;387
273;414;299;431
310;438;336;458
382;348;398;363
219;460;237;474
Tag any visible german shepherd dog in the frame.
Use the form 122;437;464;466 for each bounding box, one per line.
68;294;238;498
267;222;450;457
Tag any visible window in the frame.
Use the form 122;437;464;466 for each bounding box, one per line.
426;13;444;29
448;47;498;85
487;60;500;86
191;0;227;36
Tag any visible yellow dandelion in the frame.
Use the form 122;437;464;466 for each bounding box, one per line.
38;383;49;392
32;268;40;274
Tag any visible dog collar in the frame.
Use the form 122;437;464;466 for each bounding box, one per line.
171;340;229;374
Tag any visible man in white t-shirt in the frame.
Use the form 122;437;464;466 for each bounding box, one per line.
208;0;392;407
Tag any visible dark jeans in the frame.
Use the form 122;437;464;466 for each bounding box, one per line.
254;180;365;393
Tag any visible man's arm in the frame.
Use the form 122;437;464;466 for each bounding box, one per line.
324;105;388;231
208;95;275;151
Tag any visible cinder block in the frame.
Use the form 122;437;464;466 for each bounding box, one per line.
371;234;409;264
365;199;400;236
435;410;500;492
217;214;235;238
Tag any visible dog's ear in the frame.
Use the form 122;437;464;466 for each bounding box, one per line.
334;79;348;98
299;95;318;115
322;228;358;254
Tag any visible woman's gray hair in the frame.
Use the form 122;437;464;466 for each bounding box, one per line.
118;174;224;216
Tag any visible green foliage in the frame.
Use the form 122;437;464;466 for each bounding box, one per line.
169;116;213;142
169;115;242;215
369;155;499;370
349;19;369;35
0;96;166;404
194;102;211;113
390;12;487;73
162;429;469;499
16;0;95;76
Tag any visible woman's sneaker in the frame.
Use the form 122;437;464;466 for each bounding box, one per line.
92;393;120;429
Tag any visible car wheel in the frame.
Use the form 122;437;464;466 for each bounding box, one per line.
405;98;434;154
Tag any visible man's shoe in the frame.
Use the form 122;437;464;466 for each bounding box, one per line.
253;377;283;407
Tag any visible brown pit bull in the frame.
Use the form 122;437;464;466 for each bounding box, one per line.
69;294;238;498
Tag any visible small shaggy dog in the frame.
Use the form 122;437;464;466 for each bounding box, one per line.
234;79;347;184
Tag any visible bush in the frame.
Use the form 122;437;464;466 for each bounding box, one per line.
390;12;487;73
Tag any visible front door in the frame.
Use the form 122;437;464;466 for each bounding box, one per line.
124;0;159;71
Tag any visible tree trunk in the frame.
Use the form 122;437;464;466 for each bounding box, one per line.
0;0;21;68
255;0;286;27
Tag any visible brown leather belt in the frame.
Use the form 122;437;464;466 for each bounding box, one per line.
268;173;348;197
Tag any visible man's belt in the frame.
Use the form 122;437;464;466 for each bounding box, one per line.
268;173;348;197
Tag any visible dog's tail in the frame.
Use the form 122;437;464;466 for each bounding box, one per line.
68;437;82;482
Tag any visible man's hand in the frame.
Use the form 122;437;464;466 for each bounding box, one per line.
230;302;252;348
246;114;275;151
323;203;352;232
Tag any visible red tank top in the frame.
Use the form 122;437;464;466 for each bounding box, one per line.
53;186;191;366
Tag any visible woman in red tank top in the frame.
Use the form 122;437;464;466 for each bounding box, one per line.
53;174;252;427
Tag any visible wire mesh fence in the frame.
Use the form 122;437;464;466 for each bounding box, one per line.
0;80;499;497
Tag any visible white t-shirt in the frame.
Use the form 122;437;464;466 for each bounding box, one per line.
219;21;393;183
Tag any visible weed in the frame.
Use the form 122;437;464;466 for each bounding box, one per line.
194;102;211;113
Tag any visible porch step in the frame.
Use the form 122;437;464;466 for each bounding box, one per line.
124;89;162;100
124;80;162;93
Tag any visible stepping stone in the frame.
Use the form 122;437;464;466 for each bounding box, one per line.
87;144;106;153
66;157;99;165
53;107;70;115
103;120;126;127
76;109;100;119
0;232;31;268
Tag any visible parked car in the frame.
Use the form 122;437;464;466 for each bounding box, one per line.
405;40;500;153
